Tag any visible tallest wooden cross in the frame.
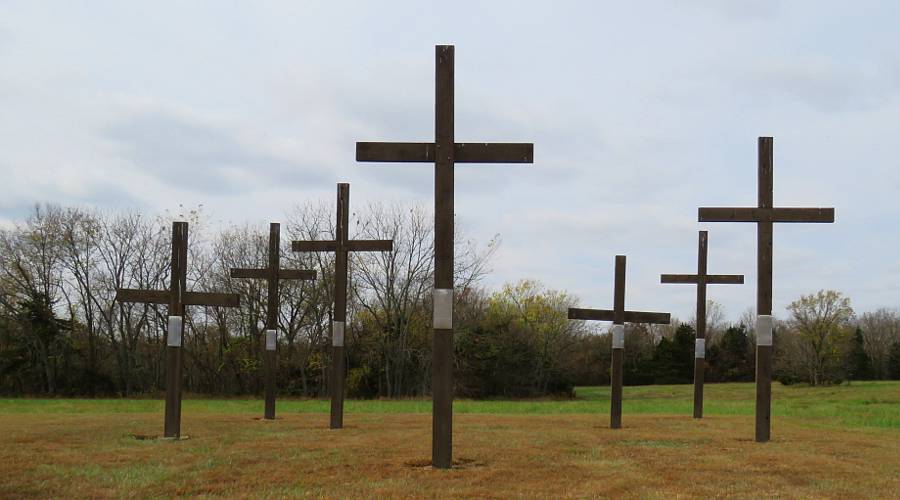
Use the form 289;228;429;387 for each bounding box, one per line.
357;45;533;469
699;137;834;442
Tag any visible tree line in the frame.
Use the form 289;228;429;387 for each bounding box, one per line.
2;204;899;398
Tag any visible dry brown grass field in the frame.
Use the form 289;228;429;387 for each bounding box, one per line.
1;382;898;498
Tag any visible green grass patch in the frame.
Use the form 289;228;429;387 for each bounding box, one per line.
1;381;898;429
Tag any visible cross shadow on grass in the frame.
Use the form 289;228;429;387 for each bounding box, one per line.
404;457;487;469
130;434;190;441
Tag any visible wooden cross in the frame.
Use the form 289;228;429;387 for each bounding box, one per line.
230;223;316;420
116;221;240;438
356;45;533;469
291;183;392;430
569;255;670;429
699;137;834;442
660;231;743;419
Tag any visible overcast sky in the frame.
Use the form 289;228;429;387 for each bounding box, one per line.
1;1;898;322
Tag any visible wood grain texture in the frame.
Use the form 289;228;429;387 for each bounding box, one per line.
332;183;350;430
229;269;269;279
706;275;745;284
182;292;240;308
432;44;455;470
356;142;532;163
610;348;623;429
659;274;700;284
756;137;774;442
278;269;317;280
264;223;280;420
693;357;705;418
695;232;709;419
568;308;670;324
166;222;187;439
346;240;394;252
115;289;169;304
291;240;338;252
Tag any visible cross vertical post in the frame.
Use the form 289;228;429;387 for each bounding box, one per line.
332;183;350;430
357;45;533;468
756;139;775;443
610;255;626;428
265;223;279;419
432;44;455;470
166;222;186;437
116;221;241;438
699;137;834;442
569;255;671;429
697;233;708;415
291;183;393;430
230;223;316;420
661;231;743;418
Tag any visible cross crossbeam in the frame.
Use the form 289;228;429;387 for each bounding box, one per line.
356;142;533;163
229;223;316;420
291;183;393;430
229;268;315;281
115;221;240;438
115;289;240;307
698;207;833;223
660;231;743;418
659;274;744;285
355;45;533;469
568;255;670;429
567;308;670;324
697;137;834;442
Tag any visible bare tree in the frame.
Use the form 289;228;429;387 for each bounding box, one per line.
283;201;338;396
858;308;900;379
58;207;104;391
691;300;727;344
346;203;430;396
93;211;170;394
351;202;497;396
0;205;68;393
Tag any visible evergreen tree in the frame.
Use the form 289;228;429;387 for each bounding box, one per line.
651;323;694;384
15;292;72;394
888;342;900;380
713;324;753;382
845;327;874;382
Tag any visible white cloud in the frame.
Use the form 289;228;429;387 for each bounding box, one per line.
1;0;898;320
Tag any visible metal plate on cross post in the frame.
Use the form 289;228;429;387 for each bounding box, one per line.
611;324;625;349
695;338;706;359
757;315;774;346
433;289;453;330
265;329;276;351
167;316;183;347
332;321;345;347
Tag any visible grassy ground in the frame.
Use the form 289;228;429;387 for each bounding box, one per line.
1;382;898;498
